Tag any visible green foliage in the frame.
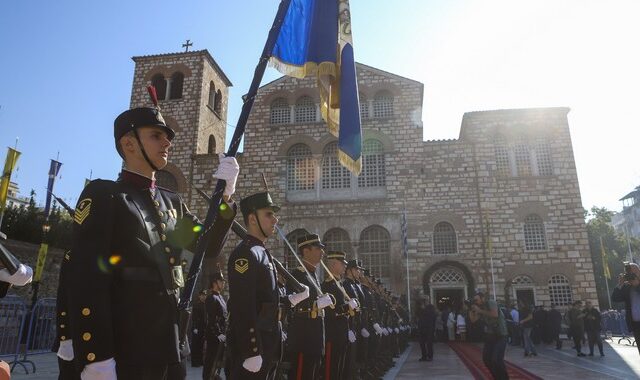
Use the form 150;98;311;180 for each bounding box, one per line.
1;190;73;250
585;206;639;309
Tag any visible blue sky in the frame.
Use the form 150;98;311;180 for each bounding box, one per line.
1;0;639;212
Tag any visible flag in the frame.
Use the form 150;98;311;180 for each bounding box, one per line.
0;148;21;213
600;237;611;280
401;209;409;258
270;0;362;174
43;160;62;218
34;243;48;282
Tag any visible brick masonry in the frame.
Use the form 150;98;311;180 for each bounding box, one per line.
128;50;597;309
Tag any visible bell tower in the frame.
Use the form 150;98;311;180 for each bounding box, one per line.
128;49;233;208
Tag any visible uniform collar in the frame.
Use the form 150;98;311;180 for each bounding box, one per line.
119;169;156;191
244;234;265;248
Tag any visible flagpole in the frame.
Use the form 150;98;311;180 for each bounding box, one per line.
403;206;411;320
600;236;612;309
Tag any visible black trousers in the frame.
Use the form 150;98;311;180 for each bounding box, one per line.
323;340;348;380
191;331;205;367
57;357;81;380
288;351;321;380
419;331;434;359
586;330;603;355
116;363;170;380
202;338;222;380
632;321;640;355
571;328;584;353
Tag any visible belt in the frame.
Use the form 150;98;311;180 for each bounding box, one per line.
294;309;325;319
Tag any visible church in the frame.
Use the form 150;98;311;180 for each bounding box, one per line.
127;49;598;310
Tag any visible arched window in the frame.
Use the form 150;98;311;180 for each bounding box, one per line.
430;267;466;285
321;142;351;189
512;275;534;285
323;228;353;254
151;74;167;101
359;93;369;120
359;226;391;281
207;135;216;154
494;137;511;176
358;139;386;188
208;81;215;109
373;90;393;118
155;170;178;192
286;144;315;191
295;96;316;123
286;228;310;269
535;140;553;176
169;72;184;99
214;89;222;114
548;275;573;306
524;214;547;251
514;138;531;176
433;222;457;255
270;98;290;124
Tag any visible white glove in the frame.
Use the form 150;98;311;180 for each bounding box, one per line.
348;298;358;310
212;154;239;197
361;328;370;338
193;329;198;334
373;323;383;334
348;330;357;343
288;284;310;307
394;327;399;334
81;358;116;380
57;339;74;361
242;355;263;373
282;331;288;342
382;328;389;336
0;264;33;286
315;294;333;310
217;334;226;342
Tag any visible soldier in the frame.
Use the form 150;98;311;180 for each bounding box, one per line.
287;234;334;380
227;192;309;379
343;259;369;379
191;290;207;368
202;270;227;380
321;251;357;380
65;105;239;380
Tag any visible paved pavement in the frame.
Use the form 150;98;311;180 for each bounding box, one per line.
5;339;639;379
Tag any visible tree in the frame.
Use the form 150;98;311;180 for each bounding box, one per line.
585;206;639;309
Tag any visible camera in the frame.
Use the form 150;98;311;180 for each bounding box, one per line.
624;272;637;281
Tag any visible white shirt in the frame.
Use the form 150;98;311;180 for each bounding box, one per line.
510;309;520;323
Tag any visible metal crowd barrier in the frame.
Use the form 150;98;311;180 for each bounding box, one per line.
601;310;635;345
0;296;29;373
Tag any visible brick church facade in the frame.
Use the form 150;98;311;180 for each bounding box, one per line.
128;49;598;309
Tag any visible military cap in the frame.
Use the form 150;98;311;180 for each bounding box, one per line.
346;259;364;270
114;107;175;153
297;233;325;252
326;251;348;265
240;192;280;218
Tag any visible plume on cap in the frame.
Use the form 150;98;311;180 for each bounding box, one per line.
146;85;161;110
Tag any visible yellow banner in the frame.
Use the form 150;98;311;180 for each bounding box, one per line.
600;238;610;280
0;148;21;213
35;243;48;282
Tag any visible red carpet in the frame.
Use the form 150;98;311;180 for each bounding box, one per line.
448;342;543;380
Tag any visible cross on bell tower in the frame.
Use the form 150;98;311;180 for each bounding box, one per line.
182;39;193;52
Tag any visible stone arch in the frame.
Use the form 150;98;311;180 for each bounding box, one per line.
143;63;193;82
277;135;320;157
361;130;395;153
514;201;550;222
422;260;475;300
158;162;187;193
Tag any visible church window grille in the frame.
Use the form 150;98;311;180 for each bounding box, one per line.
358;140;386;188
295;96;316;123
548;275;573;306
286;229;310;269
373;91;393;118
524;214;547;251
322;142;351;189
169;72;184;99
359;226;391;281
323;228;353;254
514;141;532;177
495;145;511;176
359;93;369;120
512;275;534;285
535;141;553;176
430;268;465;284
433;222;457;255
151;74;167;101
286;144;315;191
270;98;290;124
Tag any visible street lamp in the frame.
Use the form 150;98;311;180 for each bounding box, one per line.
42;224;51;234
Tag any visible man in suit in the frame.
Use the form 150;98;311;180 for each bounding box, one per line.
64;105;239;380
612;262;640;355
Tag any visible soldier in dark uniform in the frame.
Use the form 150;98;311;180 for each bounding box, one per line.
227;192;309;379
202;270;227;380
343;259;368;379
321;251;357;380
190;290;207;368
287;234;334;380
64;106;239;380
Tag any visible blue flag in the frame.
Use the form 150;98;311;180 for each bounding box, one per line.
270;0;362;174
43;159;62;218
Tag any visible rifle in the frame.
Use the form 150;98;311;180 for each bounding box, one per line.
48;191;75;218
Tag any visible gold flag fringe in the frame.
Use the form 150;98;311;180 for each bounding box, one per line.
338;149;362;176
